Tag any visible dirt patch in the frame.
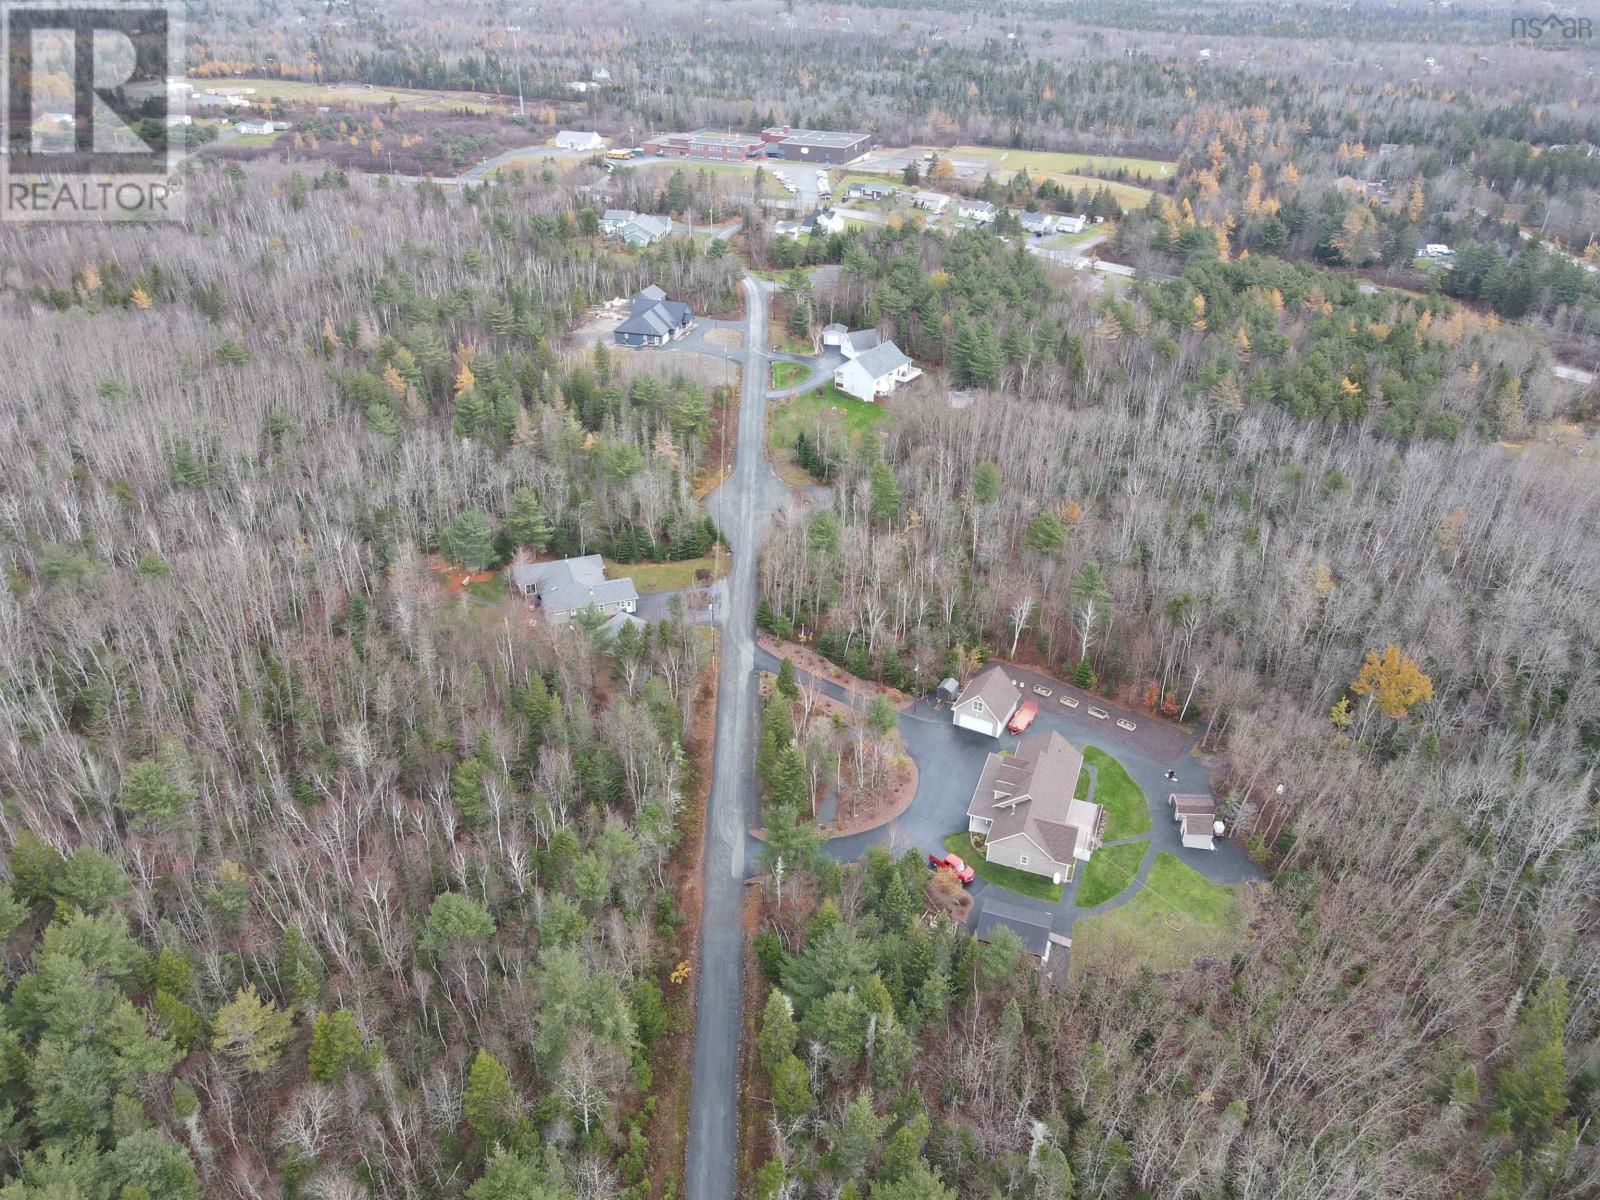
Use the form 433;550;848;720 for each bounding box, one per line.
641;648;718;1198
756;634;910;706
425;554;495;594
702;326;743;350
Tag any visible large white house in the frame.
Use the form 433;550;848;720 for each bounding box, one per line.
556;130;605;151
833;339;920;401
951;665;1019;737
968;730;1105;884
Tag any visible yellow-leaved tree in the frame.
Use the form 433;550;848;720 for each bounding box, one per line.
1351;645;1433;720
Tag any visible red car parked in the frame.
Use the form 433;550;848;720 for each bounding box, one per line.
928;851;976;885
1007;700;1039;734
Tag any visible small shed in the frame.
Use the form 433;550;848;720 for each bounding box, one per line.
936;677;961;705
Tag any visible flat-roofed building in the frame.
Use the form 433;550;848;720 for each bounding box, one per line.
641;129;766;160
759;125;873;164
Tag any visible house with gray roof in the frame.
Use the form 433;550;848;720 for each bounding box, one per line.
975;898;1055;961
614;286;693;347
1016;210;1056;236
600;208;636;233
617;213;672;247
509;555;639;623
833;339;920;401
967;729;1104;884
838;328;882;360
952;664;1019;737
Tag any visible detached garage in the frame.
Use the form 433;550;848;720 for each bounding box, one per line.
952;665;1019;738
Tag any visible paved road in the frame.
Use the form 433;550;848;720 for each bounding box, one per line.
684;276;790;1200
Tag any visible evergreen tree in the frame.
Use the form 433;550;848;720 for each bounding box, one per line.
211;984;293;1071
869;460;903;527
308;1009;366;1082
440;508;496;572
757;989;798;1073
464;1049;517;1145
505;488;553;553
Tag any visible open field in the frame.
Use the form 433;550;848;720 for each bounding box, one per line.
1071;853;1251;975
947;145;1174;181
223;132;281;149
768;384;886;457
1083;746;1153;839
185;77;503;112
1076;840;1149;908
604;554;728;592
944;833;1063;902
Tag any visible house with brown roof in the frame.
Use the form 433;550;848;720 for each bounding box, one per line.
967;730;1103;884
951;664;1019;737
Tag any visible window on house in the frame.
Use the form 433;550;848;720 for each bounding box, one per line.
1019;855;1029;866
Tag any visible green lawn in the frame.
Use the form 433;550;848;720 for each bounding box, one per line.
944;833;1062;903
1075;840;1148;908
948;144;1176;181
465;575;509;602
1042;226;1107;250
771;360;811;388
603;554;727;593
1070;853;1250;976
768;383;885;457
769;326;813;355
1082;746;1152;839
225;132;281;149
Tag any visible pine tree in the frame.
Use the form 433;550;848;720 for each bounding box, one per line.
757;989;798;1073
869;460;903;527
212;984;293;1071
464;1049;517;1145
307;1010;365;1082
440;509;496;572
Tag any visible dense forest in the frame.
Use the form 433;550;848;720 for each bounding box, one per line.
0;162;729;1197
1;1;1596;1198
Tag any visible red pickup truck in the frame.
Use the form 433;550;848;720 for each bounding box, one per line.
928;851;976;884
1007;700;1039;734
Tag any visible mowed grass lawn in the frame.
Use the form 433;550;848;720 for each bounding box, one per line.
945;833;1062;903
199;77;498;111
768;383;885;456
1075;840;1148;908
948;145;1175;182
603;554;727;592
1083;746;1152;839
772;360;811;388
1071;853;1251;976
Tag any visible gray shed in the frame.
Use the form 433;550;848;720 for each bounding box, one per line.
936;677;961;704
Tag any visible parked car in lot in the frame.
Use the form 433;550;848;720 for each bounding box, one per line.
1059;695;1080;709
1007;700;1039;734
1116;717;1137;731
928;851;975;884
1086;706;1109;720
1032;684;1053;697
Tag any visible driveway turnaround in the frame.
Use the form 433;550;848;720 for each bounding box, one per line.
684;276;789;1200
809;659;1267;962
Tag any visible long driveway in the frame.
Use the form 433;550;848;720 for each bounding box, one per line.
684;275;789;1200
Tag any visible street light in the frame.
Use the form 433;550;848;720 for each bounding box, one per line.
505;26;525;120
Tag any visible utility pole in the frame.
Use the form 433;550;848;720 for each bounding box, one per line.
506;26;525;119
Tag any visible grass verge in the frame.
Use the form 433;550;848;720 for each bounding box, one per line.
772;360;811;389
945;832;1063;903
1083;746;1152;839
604;554;727;593
1070;852;1249;976
1075;840;1148;908
768;382;885;454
